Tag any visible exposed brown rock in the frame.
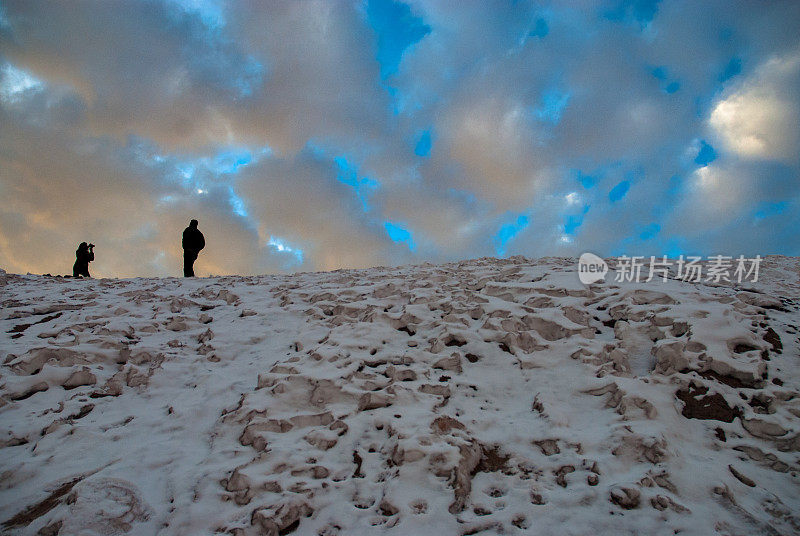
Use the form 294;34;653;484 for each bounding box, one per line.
609;486;640;509
676;383;741;422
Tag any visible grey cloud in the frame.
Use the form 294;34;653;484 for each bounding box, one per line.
1;0;798;277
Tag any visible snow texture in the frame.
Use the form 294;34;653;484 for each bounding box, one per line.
1;256;799;535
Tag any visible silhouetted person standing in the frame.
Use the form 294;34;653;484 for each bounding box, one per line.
182;219;205;277
73;242;94;277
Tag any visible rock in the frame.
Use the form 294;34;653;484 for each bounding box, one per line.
554;465;575;487
270;365;299;374
431;416;466;433
433;354;462;373
609;486;640;509
63;368;97;389
419;384;451;397
533;439;560;456
728;465;756;487
251;501;312;536
37;520;63;536
289;412;334;428
291;465;330;479
650;495;689;513
628;290;676;305
329;420;348;436
164;318;188;331
741;418;789;438
763;327;782;353
379;500;399;516
676;384;741;422
224;469;251;492
671;321;689;337
653;341;688;375
409;499;428;514
125;368;149;388
10;381;49;401
523;315;577;341
737;292;783;310
358;393;392;411
448;440;482;514
304;431;338;450
197;328;214;343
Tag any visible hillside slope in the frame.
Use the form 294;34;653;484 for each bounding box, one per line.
1;256;799;535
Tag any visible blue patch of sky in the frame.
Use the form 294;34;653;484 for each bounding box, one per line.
334;155;380;212
384;221;416;251
267;236;304;265
662;237;697;259
415;129;433;157
667;174;683;195
169;0;226;30
753;201;787;221
0;63;44;103
213;149;253;174
563;203;590;234
153;145;269;226
0;3;8;30
494;214;530;256
573;162;625;190
177;163;197;188
561;204;590;239
165;0;264;98
529;17;549;38
233;59;265;97
719;57;742;83
575;170;598;189
227;186;248;218
563;214;583;235
650;66;680;94
639;223;660;240
609;180;630;202
367;0;430;80
446;188;478;208
534;89;570;124
694;140;716;167
651;66;667;80
603;0;660;27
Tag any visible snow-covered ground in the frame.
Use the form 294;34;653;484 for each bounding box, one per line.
1;256;799;536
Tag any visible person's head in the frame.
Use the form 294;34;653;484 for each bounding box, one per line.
190;219;198;228
79;242;88;249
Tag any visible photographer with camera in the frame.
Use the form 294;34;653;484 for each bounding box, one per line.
73;242;95;278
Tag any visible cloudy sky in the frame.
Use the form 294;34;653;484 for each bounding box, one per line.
1;0;798;277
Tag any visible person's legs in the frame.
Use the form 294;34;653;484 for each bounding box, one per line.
184;251;197;277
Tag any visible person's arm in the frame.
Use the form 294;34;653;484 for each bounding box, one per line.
199;232;205;251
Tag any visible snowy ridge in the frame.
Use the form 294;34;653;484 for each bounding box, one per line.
1;256;799;536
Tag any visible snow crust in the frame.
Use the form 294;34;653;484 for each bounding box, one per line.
1;256;799;535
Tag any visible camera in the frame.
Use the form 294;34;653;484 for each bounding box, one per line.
88;243;95;248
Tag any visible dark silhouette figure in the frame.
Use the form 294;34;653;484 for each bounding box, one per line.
182;219;205;277
73;242;94;278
